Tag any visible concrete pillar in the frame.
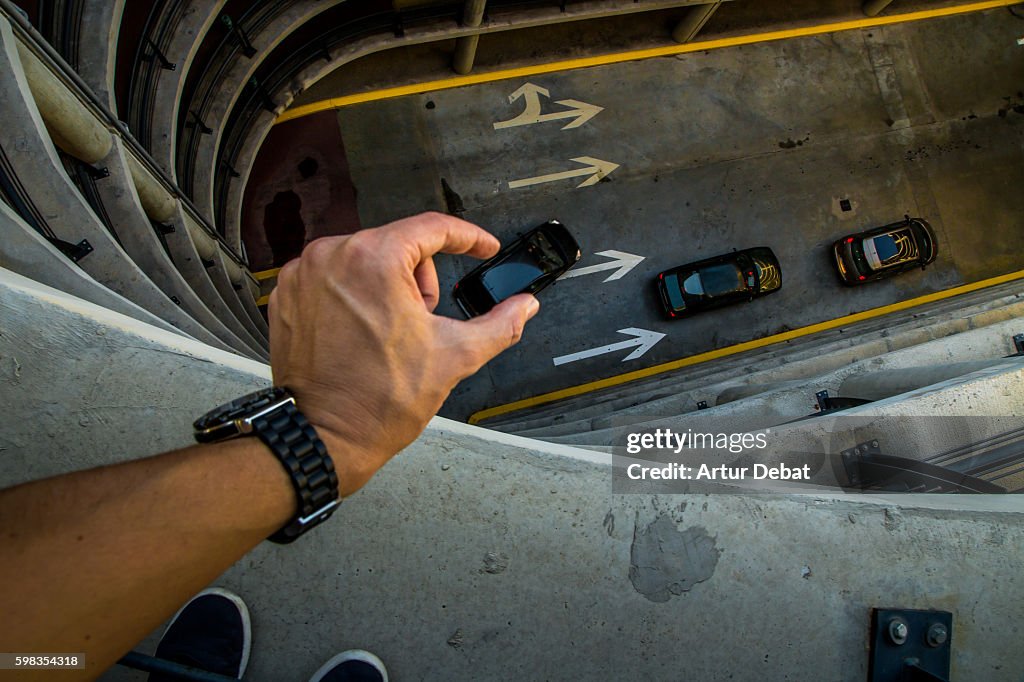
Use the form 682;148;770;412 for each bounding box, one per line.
862;0;895;17
125;153;178;223
672;1;721;44
78;0;126;112
14;40;111;164
0;202;185;339
95;137;250;353
452;0;487;75
214;246;269;346
838;359;1015;401
177;210;269;358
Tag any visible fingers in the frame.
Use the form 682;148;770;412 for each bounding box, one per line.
384;212;501;266
413;256;440;312
444;294;540;377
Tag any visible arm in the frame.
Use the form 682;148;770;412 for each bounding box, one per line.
0;212;540;680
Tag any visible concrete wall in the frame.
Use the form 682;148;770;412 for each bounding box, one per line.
1;268;1022;682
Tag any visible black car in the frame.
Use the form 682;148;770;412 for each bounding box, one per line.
655;247;782;319
832;217;937;285
453;220;581;318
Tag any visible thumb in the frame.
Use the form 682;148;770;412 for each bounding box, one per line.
454;294;540;376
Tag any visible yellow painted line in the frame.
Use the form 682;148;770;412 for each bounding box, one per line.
257;294;270;306
468;268;1024;425
277;0;1016;124
254;267;281;281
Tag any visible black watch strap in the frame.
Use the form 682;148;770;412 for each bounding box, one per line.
250;399;340;544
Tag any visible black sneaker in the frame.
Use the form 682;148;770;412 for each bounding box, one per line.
308;650;389;682
149;587;251;681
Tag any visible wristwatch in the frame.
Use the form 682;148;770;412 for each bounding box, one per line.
193;386;340;544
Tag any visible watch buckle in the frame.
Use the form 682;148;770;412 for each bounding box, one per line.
237;395;296;434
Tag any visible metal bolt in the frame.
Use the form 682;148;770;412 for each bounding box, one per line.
926;623;948;648
888;618;909;645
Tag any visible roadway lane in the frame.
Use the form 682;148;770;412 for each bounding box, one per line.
334;8;1024;421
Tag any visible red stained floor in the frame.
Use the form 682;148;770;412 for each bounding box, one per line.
241;111;361;271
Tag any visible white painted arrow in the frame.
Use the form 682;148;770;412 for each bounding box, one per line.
559;250;646;283
508;156;619;190
493;83;604;130
553;328;666;367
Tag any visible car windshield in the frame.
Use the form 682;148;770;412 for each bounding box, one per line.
863;229;917;270
480;231;562;300
663;274;686;310
695;263;745;297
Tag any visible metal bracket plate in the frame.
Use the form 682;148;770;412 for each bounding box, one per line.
869;608;952;682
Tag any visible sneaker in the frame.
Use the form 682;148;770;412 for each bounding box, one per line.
148;587;251;681
308;650;389;682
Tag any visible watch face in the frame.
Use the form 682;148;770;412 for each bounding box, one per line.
193;387;290;441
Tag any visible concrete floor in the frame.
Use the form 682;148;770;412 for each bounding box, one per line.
324;8;1024;421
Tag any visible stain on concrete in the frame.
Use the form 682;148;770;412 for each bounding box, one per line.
778;134;810;149
441;178;465;216
629;514;720;603
884;507;903;532
603;510;615;536
481;551;509;574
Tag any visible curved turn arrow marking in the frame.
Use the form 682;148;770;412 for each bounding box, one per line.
493;83;604;130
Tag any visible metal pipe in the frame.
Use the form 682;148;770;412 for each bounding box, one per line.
0;0;247;267
863;0;895;17
453;0;487;74
15;40;112;164
672;1;721;44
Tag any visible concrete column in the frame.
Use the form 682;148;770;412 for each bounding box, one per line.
78;0;126;112
214;246;269;347
672;1;721;44
14;39;111;164
95;137;251;353
452;0;487;75
175;210;269;358
863;0;895;17
0;202;185;339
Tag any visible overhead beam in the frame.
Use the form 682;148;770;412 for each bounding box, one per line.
672;1;722;44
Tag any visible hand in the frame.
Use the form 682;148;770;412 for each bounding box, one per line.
268;212;539;495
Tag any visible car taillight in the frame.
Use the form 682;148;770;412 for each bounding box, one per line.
858;275;866;281
846;237;854;244
659;273;664;280
669;310;676;318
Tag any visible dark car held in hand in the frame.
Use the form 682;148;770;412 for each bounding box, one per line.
453;220;581;318
832;217;937;285
655;247;782;319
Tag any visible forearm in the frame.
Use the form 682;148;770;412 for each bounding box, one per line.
0;439;295;680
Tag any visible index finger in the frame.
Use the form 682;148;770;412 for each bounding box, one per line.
382;212;501;266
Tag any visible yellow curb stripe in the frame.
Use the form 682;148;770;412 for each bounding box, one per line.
277;0;1016;124
254;267;282;281
468;268;1024;425
257;294;270;306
